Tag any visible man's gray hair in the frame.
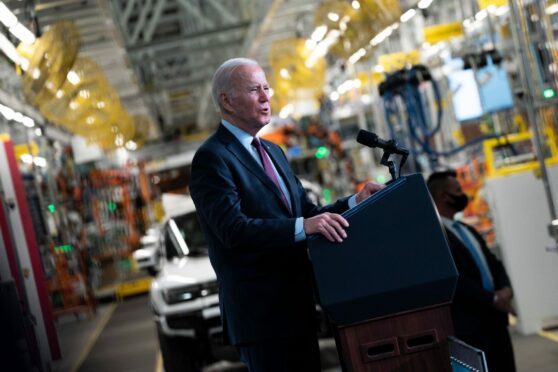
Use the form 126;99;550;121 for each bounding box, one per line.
211;58;259;110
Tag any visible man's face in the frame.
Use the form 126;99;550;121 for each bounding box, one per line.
443;177;468;212
444;177;463;200
222;64;271;135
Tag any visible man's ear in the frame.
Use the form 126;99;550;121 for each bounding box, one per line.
220;92;234;113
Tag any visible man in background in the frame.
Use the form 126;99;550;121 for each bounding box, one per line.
427;170;516;372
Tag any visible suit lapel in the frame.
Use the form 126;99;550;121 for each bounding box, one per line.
217;125;292;214
445;228;484;279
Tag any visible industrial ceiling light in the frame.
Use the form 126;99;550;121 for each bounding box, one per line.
327;12;340;22
349;48;367;64
475;9;488;21
19;57;28;71
280;68;291;79
337;79;360;95
329;91;340;101
67;70;80;85
12;112;23;123
0;104;15;120
370;25;394;46
305;29;340;68
22;117;35;128
400;9;417;23
31;68;41;79
20;154;46;167
0;2;18;28
311;25;328;42
125;140;137;151
0;3;36;44
115;134;124;147
418;0;434;10
361;94;372;104
279;103;294;119
305;39;317;50
547;4;558;15
493;6;509;17
9;23;36;44
0;33;28;68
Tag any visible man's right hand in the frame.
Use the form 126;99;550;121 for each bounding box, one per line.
304;212;349;243
493;287;516;315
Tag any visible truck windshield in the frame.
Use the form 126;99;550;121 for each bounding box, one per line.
168;212;207;256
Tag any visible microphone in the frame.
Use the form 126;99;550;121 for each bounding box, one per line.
356;130;409;156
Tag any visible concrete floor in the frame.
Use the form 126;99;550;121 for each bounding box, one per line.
50;294;558;372
51;296;158;372
512;331;558;372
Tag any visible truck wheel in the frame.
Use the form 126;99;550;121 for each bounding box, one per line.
157;325;199;372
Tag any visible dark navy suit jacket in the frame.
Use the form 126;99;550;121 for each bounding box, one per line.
445;222;511;331
445;222;516;371
189;124;349;345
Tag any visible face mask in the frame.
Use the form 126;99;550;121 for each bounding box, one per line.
448;193;468;212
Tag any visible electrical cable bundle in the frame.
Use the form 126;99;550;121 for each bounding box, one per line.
379;64;501;166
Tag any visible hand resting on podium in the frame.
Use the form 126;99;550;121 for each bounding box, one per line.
304;181;384;243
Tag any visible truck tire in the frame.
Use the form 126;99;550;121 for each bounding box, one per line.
157;325;200;372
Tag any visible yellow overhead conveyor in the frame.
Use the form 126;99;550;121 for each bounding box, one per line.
16;20;137;150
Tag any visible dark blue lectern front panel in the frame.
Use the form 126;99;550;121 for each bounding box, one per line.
308;174;458;325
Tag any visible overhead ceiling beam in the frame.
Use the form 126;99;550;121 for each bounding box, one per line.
155;75;209;90
130;0;153;44
38;7;103;24
149;43;239;71
128;22;249;54
242;0;282;59
175;0;214;28
34;0;90;11
122;0;137;21
144;0;167;42
205;0;238;24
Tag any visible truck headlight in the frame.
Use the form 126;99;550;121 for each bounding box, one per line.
163;286;197;304
162;282;218;304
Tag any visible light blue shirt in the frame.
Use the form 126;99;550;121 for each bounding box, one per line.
221;120;356;241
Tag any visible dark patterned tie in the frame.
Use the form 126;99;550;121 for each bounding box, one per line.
251;137;291;212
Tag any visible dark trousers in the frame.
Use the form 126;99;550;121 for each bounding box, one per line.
236;335;321;372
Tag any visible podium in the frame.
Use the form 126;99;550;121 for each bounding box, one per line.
308;174;458;371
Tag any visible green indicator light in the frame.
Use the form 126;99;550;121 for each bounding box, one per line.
47;204;55;214
55;245;73;253
323;188;332;204
376;175;387;184
543;88;555;99
315;146;330;159
108;202;117;211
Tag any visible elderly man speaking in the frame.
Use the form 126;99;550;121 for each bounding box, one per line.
189;58;383;372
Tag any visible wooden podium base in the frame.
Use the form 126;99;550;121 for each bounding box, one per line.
336;305;453;372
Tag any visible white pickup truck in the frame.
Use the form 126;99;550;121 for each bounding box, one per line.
140;195;235;371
